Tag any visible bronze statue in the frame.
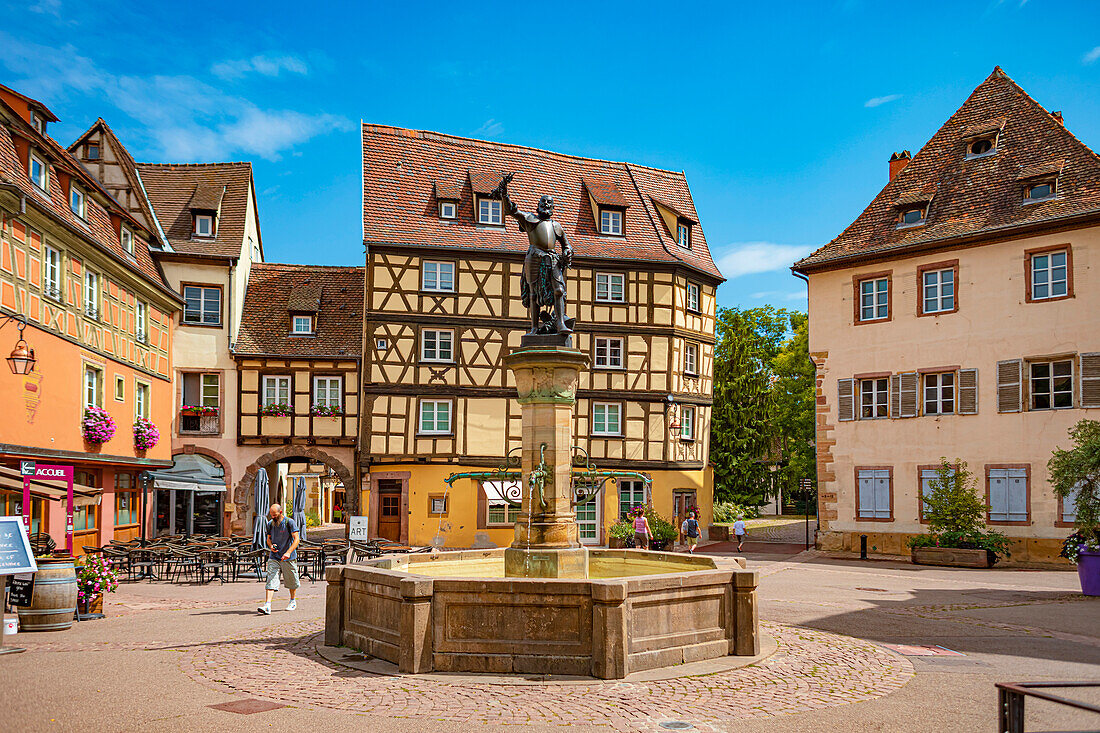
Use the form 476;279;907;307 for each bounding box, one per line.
491;173;573;338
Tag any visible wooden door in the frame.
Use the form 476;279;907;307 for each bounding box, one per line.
673;491;697;541
376;479;401;541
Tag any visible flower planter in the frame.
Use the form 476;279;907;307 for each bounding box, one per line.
260;416;292;435
77;593;103;616
1078;550;1100;596
911;546;994;568
709;524;730;542
608;536;626;549
313;416;343;437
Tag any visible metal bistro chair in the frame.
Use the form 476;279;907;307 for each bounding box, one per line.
164;547;202;583
235;548;267;582
198;548;231;584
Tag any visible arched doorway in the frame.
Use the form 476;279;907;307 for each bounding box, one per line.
232;446;355;533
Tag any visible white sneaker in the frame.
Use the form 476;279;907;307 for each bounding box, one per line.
286;600;297;611
258;603;271;615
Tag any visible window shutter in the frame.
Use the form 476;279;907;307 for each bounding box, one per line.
988;470;1008;520
476;484;487;530
958;368;978;414
838;378;855;421
899;372;918;418
1081;353;1100;408
857;471;875;517
873;472;891;518
889;375;901;418
996;359;1023;413
1007;470;1028;522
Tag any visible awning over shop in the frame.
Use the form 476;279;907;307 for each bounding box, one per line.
147;453;227;493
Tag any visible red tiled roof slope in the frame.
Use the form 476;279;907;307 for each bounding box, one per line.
0;110;168;287
795;68;1100;271
236;263;363;357
135;162;253;258
361;124;722;280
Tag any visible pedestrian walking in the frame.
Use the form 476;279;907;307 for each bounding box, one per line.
680;511;700;553
733;516;747;552
632;507;652;550
258;503;300;615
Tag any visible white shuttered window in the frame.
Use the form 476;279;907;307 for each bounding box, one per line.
857;469;891;519
988;468;1028;522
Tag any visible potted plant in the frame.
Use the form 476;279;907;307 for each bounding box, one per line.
608;519;634;549
81;407;116;445
645;507;678;551
1048;420;1100;595
76;554;119;617
259;402;293;417
908;459;1010;568
180;405;218;416
132;417;160;451
311;405;343;436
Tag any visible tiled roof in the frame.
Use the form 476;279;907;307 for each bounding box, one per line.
583;175;629;207
135;162;254;258
795;68;1100;272
188;184;225;211
434;180;462;199
0;100;170;289
361;124;722;280
236;263;363;357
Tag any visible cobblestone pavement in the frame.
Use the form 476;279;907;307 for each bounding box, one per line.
182;618;914;730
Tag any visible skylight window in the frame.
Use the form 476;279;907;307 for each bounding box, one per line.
1026;182;1055;201
898;207;926;227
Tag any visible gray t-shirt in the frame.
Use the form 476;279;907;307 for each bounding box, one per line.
267;517;299;561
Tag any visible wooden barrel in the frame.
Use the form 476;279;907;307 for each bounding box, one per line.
16;556;78;631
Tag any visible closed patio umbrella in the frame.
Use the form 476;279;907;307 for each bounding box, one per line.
292;476;308;542
251;469;270;551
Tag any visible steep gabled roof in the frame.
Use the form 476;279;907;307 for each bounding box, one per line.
135;162;256;259
795;68;1100;272
236;263;363;357
361;124;723;280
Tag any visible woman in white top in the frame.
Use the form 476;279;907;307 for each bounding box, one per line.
732;517;747;552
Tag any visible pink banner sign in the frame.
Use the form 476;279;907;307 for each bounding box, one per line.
20;462;74;553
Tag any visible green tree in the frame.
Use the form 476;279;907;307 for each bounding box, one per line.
710;306;791;506
1048;420;1100;540
923;459;986;535
770;311;816;506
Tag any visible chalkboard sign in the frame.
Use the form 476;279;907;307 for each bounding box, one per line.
8;574;33;606
0;516;38;576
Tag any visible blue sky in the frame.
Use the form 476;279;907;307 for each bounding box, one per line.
4;0;1100;312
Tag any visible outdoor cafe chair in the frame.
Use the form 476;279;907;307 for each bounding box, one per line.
29;533;56;556
198;549;231;584
164;548;201;583
235;548;267;582
100;546;131;578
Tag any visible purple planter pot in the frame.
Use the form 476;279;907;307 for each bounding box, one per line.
1079;549;1100;596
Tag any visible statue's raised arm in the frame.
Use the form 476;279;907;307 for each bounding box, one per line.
490;173;521;219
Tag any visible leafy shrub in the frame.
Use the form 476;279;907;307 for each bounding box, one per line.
609;519;635;540
713;501;760;523
907;458;1010;559
305;508;321;528
1049;420;1100;564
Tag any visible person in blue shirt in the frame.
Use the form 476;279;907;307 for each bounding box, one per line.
258;503;300;615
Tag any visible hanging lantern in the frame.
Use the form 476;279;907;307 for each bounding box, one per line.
5;320;35;375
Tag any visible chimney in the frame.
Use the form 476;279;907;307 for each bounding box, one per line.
889;151;911;181
1051;111;1064;126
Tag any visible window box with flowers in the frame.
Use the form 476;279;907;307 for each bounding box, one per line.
180;405;219;417
260;402;293;436
81;407;116;445
311;405;343;437
133;417;160;451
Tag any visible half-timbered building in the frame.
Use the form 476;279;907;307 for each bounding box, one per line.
232;263;363;531
361;124;723;547
0;84;181;553
68;120;264;536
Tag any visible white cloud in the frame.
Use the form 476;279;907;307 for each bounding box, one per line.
865;93;902;108
29;0;62;15
1083;46;1100;65
474;118;504;138
211;54;309;80
0;35;347;161
716;242;813;279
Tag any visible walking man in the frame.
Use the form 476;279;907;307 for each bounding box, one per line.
680;511;700;554
258;503;300;615
732;516;747;553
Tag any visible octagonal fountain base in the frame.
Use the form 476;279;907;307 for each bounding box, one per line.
325;548;759;679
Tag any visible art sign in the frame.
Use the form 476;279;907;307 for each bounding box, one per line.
349;515;369;542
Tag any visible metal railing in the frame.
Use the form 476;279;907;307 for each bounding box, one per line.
996;681;1100;733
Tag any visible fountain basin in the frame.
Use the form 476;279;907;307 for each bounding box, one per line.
325;548;759;679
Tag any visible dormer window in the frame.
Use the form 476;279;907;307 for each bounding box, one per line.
968;137;995;157
599;209;623;236
29;111;44;133
29;151;47;191
439;201;457;219
195;214;214;237
677;222;691;249
478;197;502;226
291;315;314;335
898;207;926;227
87;142;100;160
1026;181;1055;201
70;186;86;219
121;227;134;255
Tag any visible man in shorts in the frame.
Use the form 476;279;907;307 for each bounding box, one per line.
680;511;700;553
258;503;300;615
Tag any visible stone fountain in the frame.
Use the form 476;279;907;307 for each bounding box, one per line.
325;175;759;679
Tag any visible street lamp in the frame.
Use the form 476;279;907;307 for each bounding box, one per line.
2;315;35;375
139;471;153;547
